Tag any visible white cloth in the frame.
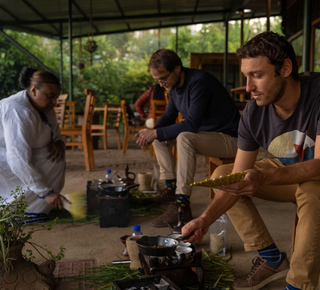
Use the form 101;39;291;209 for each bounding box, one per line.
0;90;66;214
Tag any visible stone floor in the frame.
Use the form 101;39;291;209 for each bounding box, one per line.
26;138;298;289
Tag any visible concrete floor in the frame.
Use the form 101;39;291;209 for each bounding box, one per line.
27;139;298;289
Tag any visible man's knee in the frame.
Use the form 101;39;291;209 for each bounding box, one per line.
296;181;320;204
211;163;233;179
176;132;197;146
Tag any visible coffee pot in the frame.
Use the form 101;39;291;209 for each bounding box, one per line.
122;164;136;185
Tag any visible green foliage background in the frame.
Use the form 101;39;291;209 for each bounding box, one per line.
0;17;283;111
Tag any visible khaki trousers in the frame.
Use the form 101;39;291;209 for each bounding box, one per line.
152;131;238;196
213;158;320;290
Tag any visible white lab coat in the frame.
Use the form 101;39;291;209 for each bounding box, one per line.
0;90;66;214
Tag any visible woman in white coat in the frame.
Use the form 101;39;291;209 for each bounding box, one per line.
0;67;69;223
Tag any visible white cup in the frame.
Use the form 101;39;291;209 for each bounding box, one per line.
179;241;191;247
175;246;192;259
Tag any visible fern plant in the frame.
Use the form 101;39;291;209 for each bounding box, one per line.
0;187;65;272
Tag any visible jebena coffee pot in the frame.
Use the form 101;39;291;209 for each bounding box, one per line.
122;164;136;185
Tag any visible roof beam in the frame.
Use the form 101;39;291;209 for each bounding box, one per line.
0;24;58;39
1;9;232;25
224;0;246;22
72;0;99;33
62;14;280;39
114;0;131;30
0;3;21;22
21;0;60;34
192;0;201;23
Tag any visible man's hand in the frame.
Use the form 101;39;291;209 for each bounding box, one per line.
45;193;70;209
218;168;264;197
135;128;157;146
47;140;65;162
181;217;210;244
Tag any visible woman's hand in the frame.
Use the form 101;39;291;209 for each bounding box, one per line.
181;217;210;244
45;193;70;209
47;140;65;162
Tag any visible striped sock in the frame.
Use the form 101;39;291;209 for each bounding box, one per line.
285;284;301;290
165;179;176;190
175;194;190;207
258;243;281;263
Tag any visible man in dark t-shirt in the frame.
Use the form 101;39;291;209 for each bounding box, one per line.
135;49;240;228
182;32;320;290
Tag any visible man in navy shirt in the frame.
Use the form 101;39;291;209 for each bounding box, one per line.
135;49;240;228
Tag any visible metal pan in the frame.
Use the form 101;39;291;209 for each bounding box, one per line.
100;183;139;197
136;236;179;257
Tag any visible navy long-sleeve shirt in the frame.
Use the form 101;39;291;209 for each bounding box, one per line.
154;68;240;141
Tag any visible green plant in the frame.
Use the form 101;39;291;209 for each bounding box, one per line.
0;187;65;272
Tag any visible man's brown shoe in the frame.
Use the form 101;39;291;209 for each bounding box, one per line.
150;203;193;227
144;188;176;204
232;252;289;290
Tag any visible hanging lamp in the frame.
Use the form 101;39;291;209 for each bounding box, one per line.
76;37;85;70
85;0;98;65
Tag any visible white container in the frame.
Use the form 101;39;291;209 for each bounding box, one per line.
209;213;227;256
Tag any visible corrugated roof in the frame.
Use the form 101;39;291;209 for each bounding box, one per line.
0;0;282;39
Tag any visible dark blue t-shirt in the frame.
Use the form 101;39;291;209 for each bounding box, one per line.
238;72;320;165
154;68;240;141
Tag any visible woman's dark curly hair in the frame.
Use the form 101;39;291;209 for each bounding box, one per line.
18;66;61;89
236;31;299;80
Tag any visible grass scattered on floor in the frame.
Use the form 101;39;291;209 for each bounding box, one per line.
31;190;166;225
67;249;238;289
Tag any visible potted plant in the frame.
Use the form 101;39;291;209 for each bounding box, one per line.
0;187;65;289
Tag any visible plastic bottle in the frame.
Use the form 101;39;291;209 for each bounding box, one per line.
131;224;143;236
105;169;114;184
209;213;227;256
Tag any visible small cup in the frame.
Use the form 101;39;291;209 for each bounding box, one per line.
175;246;192;259
138;172;152;191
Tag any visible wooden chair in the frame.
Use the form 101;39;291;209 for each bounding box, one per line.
54;94;68;128
63;101;77;150
149;99;167;157
164;90;169;104
64;101;76;129
151;99;167;126
91;103;122;150
60;89;96;171
121;99;146;154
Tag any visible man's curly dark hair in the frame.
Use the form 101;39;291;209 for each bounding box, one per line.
236;31;299;80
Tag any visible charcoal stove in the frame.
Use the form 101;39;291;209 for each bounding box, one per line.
138;249;204;289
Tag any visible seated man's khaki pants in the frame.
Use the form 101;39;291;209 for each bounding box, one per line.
213;158;320;290
152;131;238;196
